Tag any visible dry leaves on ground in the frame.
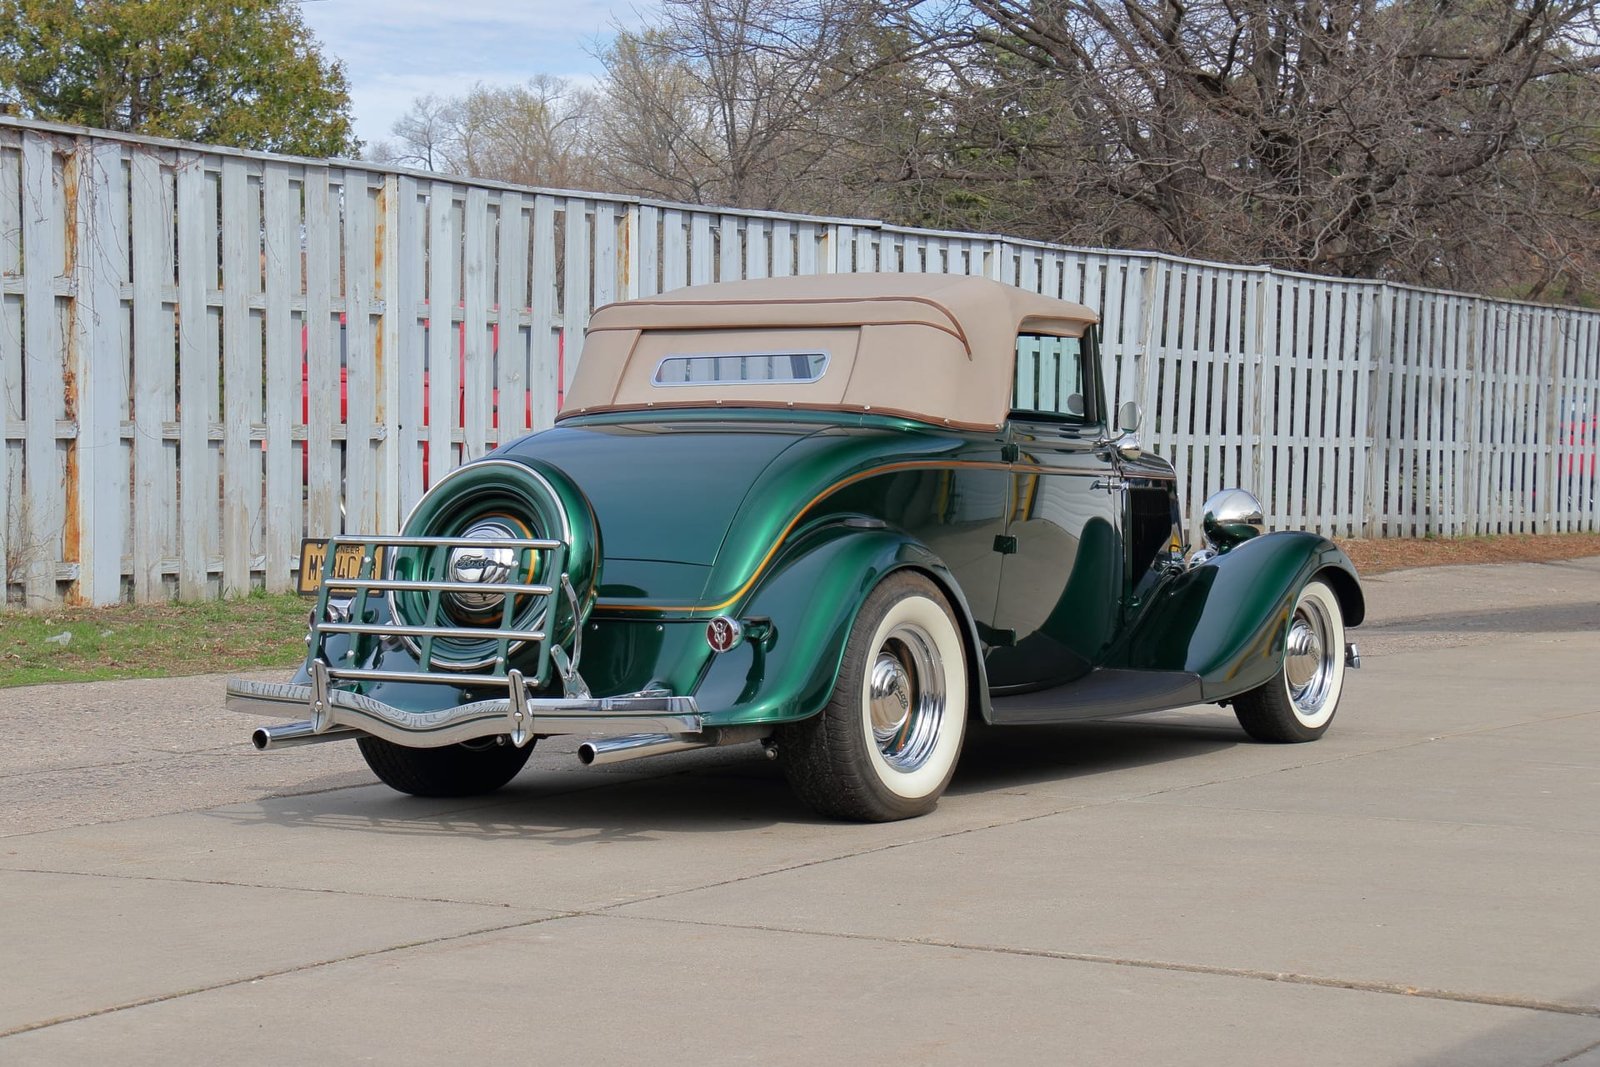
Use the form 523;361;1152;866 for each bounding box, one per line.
1335;533;1600;575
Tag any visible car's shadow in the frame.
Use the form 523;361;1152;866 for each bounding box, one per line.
218;715;1245;839
949;716;1242;796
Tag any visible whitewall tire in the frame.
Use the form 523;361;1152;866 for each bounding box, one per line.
1233;578;1347;743
780;572;968;821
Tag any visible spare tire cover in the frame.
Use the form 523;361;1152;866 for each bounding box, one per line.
388;458;600;673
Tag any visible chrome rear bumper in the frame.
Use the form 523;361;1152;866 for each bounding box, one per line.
226;664;701;751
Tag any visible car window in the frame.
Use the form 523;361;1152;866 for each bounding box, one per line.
653;350;829;386
1011;333;1089;421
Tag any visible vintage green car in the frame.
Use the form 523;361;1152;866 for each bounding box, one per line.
226;273;1363;821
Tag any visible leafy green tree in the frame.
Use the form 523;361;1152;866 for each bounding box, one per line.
0;0;356;156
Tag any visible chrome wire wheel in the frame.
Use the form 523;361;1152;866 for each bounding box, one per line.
867;622;946;773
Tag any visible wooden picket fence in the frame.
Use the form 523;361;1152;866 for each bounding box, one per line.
2;116;1598;607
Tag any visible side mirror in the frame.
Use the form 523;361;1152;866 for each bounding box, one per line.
1106;401;1142;458
1116;401;1141;435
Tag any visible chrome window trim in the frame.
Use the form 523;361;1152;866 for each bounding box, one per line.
650;349;830;387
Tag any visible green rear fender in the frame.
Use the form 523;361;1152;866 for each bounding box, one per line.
692;521;990;728
1120;532;1364;701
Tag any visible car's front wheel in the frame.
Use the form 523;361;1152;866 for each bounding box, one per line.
357;735;534;797
780;572;968;821
1232;577;1347;743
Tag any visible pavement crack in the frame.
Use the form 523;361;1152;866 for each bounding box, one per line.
1545;1036;1600;1066
0;864;538;911
0;913;573;1041
1123;799;1600;838
579;802;1103;912
600;912;1600;1021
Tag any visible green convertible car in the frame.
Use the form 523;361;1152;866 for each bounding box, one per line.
227;273;1363;821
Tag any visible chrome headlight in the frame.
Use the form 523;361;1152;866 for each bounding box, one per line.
1201;488;1265;551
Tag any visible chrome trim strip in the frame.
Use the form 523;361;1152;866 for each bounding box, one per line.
325;534;562;549
317;622;547;642
335;578;556;596
650;348;831;387
325;667;517;686
226;677;702;749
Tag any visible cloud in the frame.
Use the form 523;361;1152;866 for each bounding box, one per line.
297;0;651;144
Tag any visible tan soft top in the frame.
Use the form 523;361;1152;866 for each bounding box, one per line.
559;273;1099;430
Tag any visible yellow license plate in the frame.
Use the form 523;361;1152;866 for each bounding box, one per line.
297;539;381;595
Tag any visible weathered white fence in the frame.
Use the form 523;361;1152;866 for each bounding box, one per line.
2;116;1598;607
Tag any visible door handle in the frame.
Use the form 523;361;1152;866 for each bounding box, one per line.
1090;477;1127;492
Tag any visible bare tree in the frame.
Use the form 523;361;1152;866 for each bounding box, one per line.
593;30;726;203
877;0;1600;293
363;0;1599;297
594;0;881;211
371;94;455;170
374;77;599;190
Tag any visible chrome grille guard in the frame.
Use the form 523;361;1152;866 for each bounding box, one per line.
228;533;702;749
306;533;571;686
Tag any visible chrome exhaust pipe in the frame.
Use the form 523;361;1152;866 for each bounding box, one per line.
577;726;768;767
578;733;710;766
253;721;359;750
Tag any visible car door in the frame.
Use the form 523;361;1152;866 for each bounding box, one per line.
986;330;1123;692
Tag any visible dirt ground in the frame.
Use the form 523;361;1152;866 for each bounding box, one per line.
1334;531;1600;574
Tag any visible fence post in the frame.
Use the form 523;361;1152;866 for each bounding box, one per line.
219;156;256;596
529;194;559;431
831;223;853;273
1362;284;1394;537
71;138;130;605
624;203;642;300
1244;268;1266;501
1460;300;1482;538
1137;257;1163;436
377;173;402;531
1540;308;1562;534
21;132;65;607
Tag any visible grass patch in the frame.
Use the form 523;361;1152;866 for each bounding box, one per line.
0;592;309;688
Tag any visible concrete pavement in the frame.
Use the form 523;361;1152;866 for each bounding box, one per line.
2;558;1598;1064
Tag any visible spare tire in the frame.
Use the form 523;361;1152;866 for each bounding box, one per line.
387;458;600;674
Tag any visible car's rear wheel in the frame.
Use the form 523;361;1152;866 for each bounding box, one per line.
357;735;534;797
780;572;967;821
1232;578;1347;743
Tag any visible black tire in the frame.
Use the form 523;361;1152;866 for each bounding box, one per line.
1233;578;1347;743
779;572;968;821
357;735;534;797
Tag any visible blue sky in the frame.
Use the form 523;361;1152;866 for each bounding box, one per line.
297;0;649;148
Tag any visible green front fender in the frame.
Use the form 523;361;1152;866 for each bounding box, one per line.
692;522;989;728
1118;531;1364;701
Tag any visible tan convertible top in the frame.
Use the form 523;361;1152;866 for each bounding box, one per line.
559;273;1099;430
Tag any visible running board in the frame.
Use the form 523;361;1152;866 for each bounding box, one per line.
988;669;1205;725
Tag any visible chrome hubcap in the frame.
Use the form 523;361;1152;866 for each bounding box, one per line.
867;622;946;772
1285;597;1336;717
446;519;520;613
